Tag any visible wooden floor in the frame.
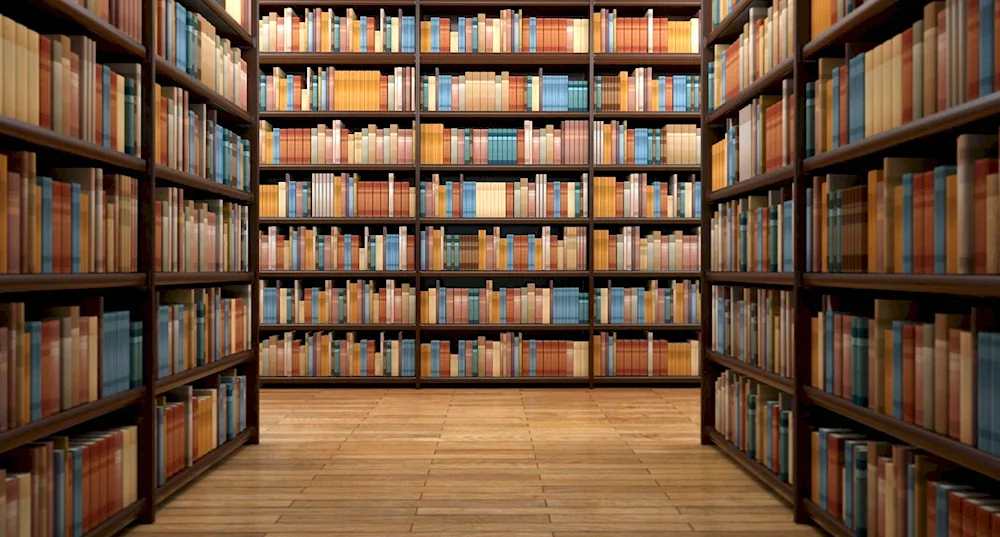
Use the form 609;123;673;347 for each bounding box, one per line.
129;388;821;536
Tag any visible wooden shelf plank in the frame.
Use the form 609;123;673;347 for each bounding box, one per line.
707;428;795;506
421;0;587;5
592;376;700;385
0;117;145;172
592;217;701;225
804;500;852;537
261;377;417;385
594;164;702;173
420;111;589;119
805;387;1000;483
706;272;795;287
6;0;145;58
421;270;590;278
155;272;253;286
422;324;590;332
705;58;793;125
595;323;702;331
593;111;702;121
260;324;417;331
802;0;908;60
592;270;701;279
154;57;253;127
804;273;1000;298
259;52;416;66
419;217;589;225
260;0;413;5
258;217;417;225
260;163;415;172
706;0;758;46
0;389;143;453
155;427;254;505
706;350;794;395
84;500;145;537
155;165;254;203
259;110;416;120
594;54;701;67
423;164;590;172
261;270;417;278
175;0;253;47
706;165;794;203
0;273;145;294
420;377;589;385
154;351;254;395
421;53;589;66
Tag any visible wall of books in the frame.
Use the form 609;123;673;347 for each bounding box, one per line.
257;1;704;385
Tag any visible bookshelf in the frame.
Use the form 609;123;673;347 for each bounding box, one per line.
0;0;259;531
257;0;704;386
701;0;1000;534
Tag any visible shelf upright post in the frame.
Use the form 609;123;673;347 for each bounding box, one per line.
414;0;423;389
248;0;262;444
587;0;597;388
698;0;715;446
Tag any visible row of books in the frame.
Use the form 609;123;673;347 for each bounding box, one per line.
421;336;588;377
710;187;794;273
591;11;699;54
260;332;416;377
592;228;700;272
156;0;249;110
714;370;794;484
421;175;586;218
262;67;415;112
420;14;588;54
0;22;143;156
260;175;415;218
420;226;587;272
419;121;590;165
260;280;417;325
707;0;795;112
156;84;253;192
0;425;138;537
805;144;1000;275
260;121;415;165
593;174;701;218
710;84;795;191
592;122;700;165
812;297;1000;457
594;280;699;326
0;153;139;275
711;286;794;379
812;426;1000;537
154;188;249;273
809;0;864;41
805;1;1000;157
595;71;699;112
260;8;416;53
0;300;141;432
78;0;143;43
422;71;588;113
156;375;247;486
260;226;415;272
156;287;251;379
420;283;588;325
595;334;699;377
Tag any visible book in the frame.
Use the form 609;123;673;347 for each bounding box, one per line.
420;121;589;165
710;187;795;273
714;369;794;482
262;66;415;112
419;281;588;325
810;0;867;40
595;333;699;377
421;12;588;53
423;174;587;218
594;280;700;325
593;174;700;218
424;70;588;112
591;10;699;54
711;82;795;190
261;225;414;271
711;286;794;379
259;7;416;53
260;120;415;165
591;121;700;165
421;334;587;377
154;187;249;273
421;226;587;271
261;279;416;325
157;286;251;379
260;174;415;218
260;331;416;377
595;70;699;112
592;227;700;271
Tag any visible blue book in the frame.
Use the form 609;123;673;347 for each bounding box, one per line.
855;446;868;535
832;67;840;148
983;0;996;96
70;446;83;537
992;333;1000;456
431;17;439;52
176;4;187;72
902;173;914;273
979;331;992;451
39;177;52;273
844;440;858;527
892;320;905;419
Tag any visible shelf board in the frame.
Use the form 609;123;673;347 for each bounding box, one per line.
593;270;701;279
260;323;417;331
154;57;253;127
175;0;253;48
706;165;795;203
419;217;589;225
593;164;702;173
0;273;144;294
707;428;794;506
155;427;254;505
802;90;1000;173
420;376;589;385
802;0;904;60
421;270;590;278
706;350;794;395
595;0;700;7
805;387;1000;483
596;323;701;331
593;376;700;385
705;58;794;125
706;0;759;46
261;270;417;278
154;351;254;395
258;217;417;225
261;376;417;385
259;110;415;120
84;500;144;537
259;52;416;66
421;53;589;67
260;163;415;172
155;272;253;286
6;0;145;59
804;500;852;537
423;164;590;173
0;117;145;172
593;111;701;121
154;165;254;203
594;54;701;68
260;0;413;5
420;111;589;120
0;388;143;453
421;0;588;5
803;273;1000;298
706;272;795;287
422;324;589;332
592;217;701;225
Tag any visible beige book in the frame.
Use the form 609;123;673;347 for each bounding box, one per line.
15;22;27;123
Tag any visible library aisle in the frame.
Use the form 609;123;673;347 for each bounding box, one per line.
126;388;818;536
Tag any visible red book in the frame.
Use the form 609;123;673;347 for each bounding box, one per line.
969;0;981;102
903;323;916;423
903;28;914;123
39;37;52;130
973;158;995;273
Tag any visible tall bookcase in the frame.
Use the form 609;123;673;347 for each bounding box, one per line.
0;0;260;532
257;0;705;386
701;0;1000;534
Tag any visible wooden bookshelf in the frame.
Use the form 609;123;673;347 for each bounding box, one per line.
705;350;793;395
706;428;794;506
154;427;256;506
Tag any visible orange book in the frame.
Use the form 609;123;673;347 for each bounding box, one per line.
969;0;981;102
